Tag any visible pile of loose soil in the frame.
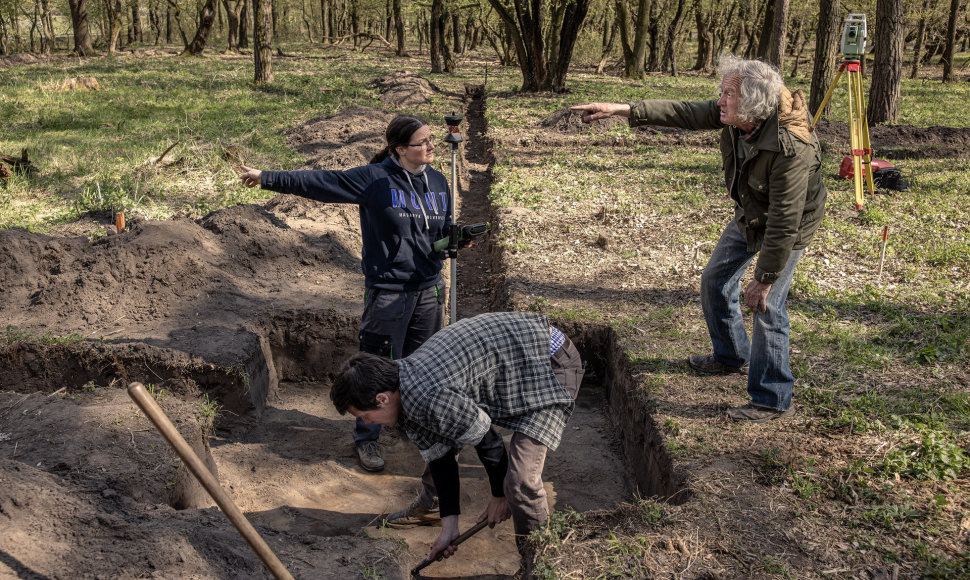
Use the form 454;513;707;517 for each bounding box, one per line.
815;121;970;159
285;105;395;170
372;70;440;108
0;53;44;68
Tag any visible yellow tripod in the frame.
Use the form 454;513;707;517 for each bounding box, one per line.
812;60;875;210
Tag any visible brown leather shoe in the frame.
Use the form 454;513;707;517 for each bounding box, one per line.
726;403;795;422
687;354;748;375
382;499;441;528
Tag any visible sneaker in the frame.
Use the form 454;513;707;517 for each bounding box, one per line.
726;403;795;422
687;354;748;375
356;441;385;472
382;499;441;528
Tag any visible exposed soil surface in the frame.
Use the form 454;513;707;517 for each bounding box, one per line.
0;71;635;579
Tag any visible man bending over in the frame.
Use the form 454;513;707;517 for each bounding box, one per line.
329;311;585;571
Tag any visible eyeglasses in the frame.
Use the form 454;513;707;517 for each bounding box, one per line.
406;138;435;149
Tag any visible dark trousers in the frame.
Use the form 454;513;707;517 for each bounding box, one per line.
354;283;444;444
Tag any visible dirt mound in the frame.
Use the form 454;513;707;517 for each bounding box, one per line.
540;106;629;133
539;106;700;145
285;105;393;169
372;70;440;108
0;52;43;68
814;121;970;159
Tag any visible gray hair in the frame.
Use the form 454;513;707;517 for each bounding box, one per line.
717;54;783;124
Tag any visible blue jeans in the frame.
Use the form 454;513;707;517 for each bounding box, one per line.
701;221;803;411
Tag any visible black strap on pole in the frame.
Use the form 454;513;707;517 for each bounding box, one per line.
444;112;463;324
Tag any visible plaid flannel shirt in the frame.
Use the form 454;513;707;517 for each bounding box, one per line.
397;312;575;462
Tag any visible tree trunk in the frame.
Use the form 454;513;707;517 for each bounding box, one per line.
252;0;272;82
0;7;8;56
614;0;634;76
631;0;649;76
662;0;687;75
809;0;840;118
452;11;461;53
942;0;959;82
910;0;930;79
546;0;591;90
131;0;142;42
223;0;241;50
181;0;215;54
238;0;248;48
766;0;788;68
392;0;405;55
68;0;94;55
868;0;904;125
429;0;443;71
755;0;774;59
108;0;123;52
645;0;664;72
486;0;589;92
692;0;713;71
596;16;618;74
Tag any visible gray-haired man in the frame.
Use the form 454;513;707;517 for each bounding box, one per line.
572;54;826;422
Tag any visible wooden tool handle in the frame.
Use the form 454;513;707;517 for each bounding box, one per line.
128;382;295;580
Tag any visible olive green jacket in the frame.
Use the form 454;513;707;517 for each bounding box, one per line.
628;96;826;284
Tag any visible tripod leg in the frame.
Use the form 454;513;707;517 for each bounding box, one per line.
856;71;876;197
811;68;844;128
846;70;865;209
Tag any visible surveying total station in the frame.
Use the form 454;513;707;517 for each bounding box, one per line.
812;13;875;210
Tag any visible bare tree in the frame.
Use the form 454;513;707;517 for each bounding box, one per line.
107;0;124;53
67;0;94;55
223;0;243;50
868;0;904;125
615;0;649;78
942;0;960;81
910;0;931;79
253;0;272;83
487;0;591;92
392;0;405;55
809;0;841;118
661;0;687;75
182;0;217;55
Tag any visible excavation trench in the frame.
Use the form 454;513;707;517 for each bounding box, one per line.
0;81;683;580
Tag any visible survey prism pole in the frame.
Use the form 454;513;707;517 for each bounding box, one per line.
444;113;463;324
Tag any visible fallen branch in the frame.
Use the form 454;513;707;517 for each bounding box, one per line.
319;33;392;51
154;141;179;165
0;148;38;176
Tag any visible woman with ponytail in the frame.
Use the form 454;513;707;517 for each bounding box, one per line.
239;115;452;474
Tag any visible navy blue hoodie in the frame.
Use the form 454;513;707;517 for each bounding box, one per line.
261;156;451;292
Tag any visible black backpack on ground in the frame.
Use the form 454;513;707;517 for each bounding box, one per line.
873;167;909;191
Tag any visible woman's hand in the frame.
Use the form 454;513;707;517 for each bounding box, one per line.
478;496;511;528
238;165;262;188
569;102;631;122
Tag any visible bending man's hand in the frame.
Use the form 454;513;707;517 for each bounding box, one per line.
569;102;631;123
427;515;460;562
238;165;262;188
744;280;772;313
478;496;511;528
